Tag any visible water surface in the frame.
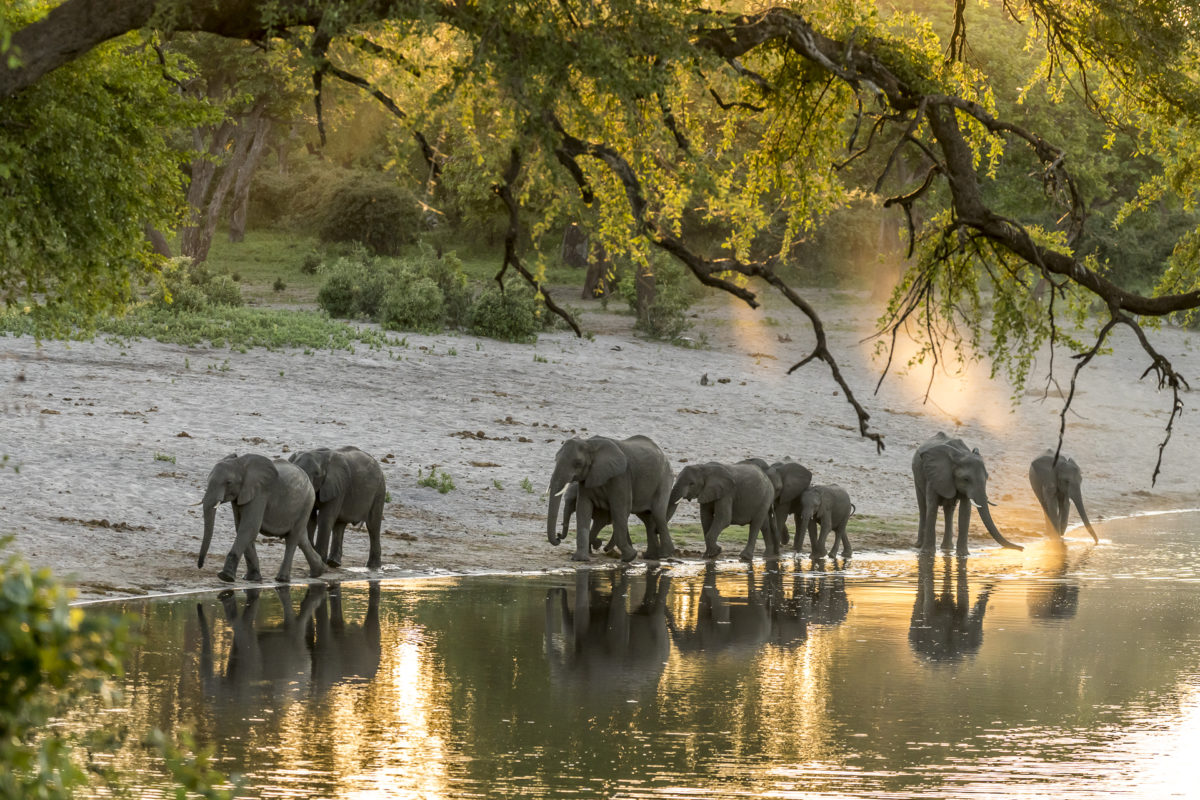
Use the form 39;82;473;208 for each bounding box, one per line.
71;513;1200;798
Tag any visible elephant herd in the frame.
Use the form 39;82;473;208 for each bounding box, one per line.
547;430;1100;566
196;429;1098;583
546;435;853;565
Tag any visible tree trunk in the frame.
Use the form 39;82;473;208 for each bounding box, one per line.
635;261;656;323
561;223;589;269
582;241;612;299
228;112;272;243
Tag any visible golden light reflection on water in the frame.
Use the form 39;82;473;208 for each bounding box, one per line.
63;516;1200;798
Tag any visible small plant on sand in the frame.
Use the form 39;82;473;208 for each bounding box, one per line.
417;467;455;494
520;477;535;494
154;452;176;464
492;479;503;490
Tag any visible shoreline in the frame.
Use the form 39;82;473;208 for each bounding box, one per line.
4;288;1197;604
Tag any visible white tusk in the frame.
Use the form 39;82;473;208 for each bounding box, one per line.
555;485;570;497
973;502;984;510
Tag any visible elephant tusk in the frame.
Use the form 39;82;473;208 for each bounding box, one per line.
554;484;571;497
189;501;204;506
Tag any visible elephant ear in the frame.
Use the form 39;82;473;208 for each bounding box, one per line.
321;452;350;503
237;454;278;505
920;444;960;499
698;467;734;504
585;439;627;488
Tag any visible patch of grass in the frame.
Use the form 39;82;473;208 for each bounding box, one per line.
0;305;398;353
204;230;324;304
533;353;548;363
153;452;176;464
417;467;455;494
492;479;503;490
520;477;535;493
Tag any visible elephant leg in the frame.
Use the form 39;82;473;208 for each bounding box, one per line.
276;519;327;583
609;505;638;563
366;500;384;570
572;499;594;562
243;542;263;582
306;512;318;549
636;511;660;560
808;519;822;558
220;504;265;583
652;506;676;560
740;515;762;562
814;514;833;559
313;512;334;565
914;468;927;549
328;521;348;568
919;486;942;554
1056;492;1070;538
956;497;972;555
704;501;731;559
838;523;852;559
940;501;955;551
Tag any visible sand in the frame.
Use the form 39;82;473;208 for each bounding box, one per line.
2;285;1197;602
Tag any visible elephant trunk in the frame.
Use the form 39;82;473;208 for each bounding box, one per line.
975;500;1023;551
1071;485;1099;543
547;470;569;546
668;481;687;508
199;498;218;568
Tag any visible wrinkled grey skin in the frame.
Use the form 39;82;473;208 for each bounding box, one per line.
199;453;323;583
547;435;674;562
797;484;855;559
289;446;387;569
767;460;814;546
912;433;1023;555
669;461;776;561
560;482;616;555
909;554;993;663
1028;450;1099;543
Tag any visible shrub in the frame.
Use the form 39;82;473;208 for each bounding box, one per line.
617;254;697;342
468;282;544;343
379;277;444;333
153;257;243;312
315;174;423;256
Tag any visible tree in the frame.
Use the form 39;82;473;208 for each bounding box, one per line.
5;0;1200;474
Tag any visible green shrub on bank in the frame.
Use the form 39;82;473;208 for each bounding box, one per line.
317;246;542;338
467;282;545;343
153;257;243;312
617;254;698;341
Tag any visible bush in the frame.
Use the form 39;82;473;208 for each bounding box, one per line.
317;245;472;333
315;173;423;256
152;258;243;312
379;277;444;332
467;282;544;343
617;254;697;341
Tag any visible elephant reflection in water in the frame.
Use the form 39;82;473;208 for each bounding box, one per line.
791;559;850;628
196;582;382;714
670;563;807;653
544;569;673;694
908;554;994;662
1026;541;1085;621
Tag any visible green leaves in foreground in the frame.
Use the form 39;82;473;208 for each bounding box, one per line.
0;305;399;352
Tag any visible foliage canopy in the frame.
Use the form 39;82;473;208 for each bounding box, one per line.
4;0;1200;470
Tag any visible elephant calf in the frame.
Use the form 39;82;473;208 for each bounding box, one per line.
289;446;387;569
199;453;324;583
1028;450;1099;542
669;461;776;561
798;484;854;559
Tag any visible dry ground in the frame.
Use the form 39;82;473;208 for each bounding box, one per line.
3;285;1197;602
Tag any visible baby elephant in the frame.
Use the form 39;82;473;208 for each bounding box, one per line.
199;453;324;583
798;484;854;559
289;446;387;570
1028;450;1098;542
669;461;777;561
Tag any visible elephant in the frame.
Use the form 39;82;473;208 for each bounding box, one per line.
767;460;813;546
544;568;673;697
912;432;1023;555
1028;450;1099;543
908;553;993;663
796;484;854;559
669;461;777;560
289;446;387;569
199;453;324;583
546;435;674;562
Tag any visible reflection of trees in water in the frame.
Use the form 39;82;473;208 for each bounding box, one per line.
543;568;672;696
1026;541;1086;621
908;554;992;663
